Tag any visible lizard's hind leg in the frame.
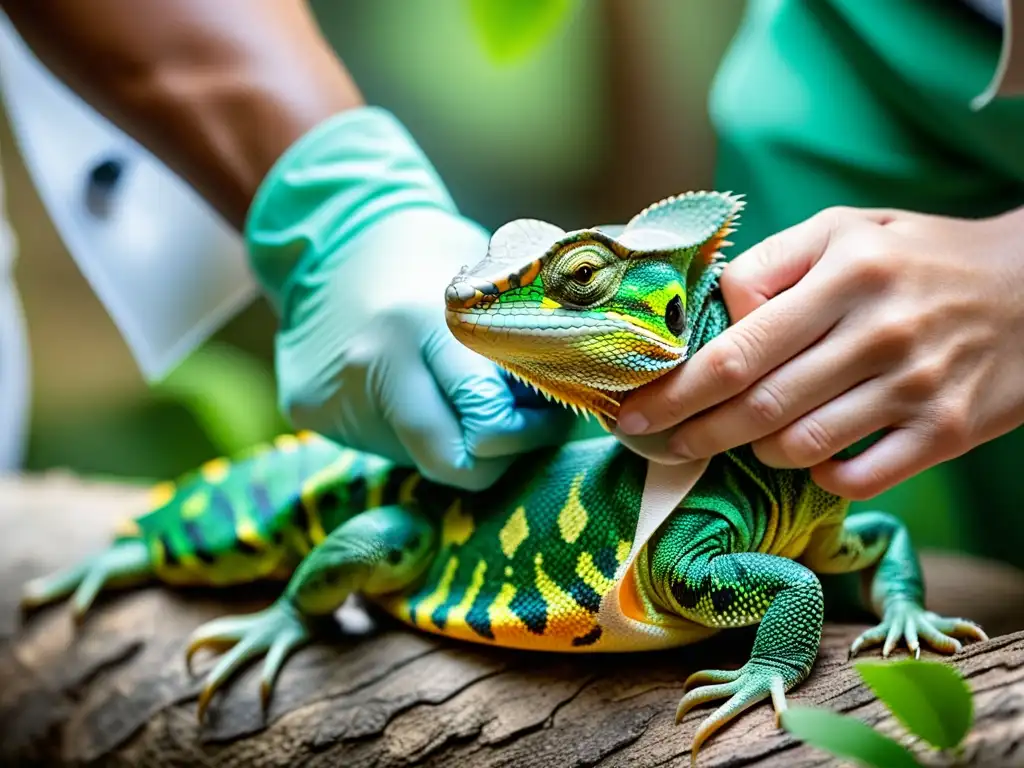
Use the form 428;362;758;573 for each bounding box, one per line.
186;503;436;722
21;538;151;623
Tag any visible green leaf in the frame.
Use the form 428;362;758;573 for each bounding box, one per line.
466;0;579;64
854;659;974;750
153;342;287;456
780;706;922;768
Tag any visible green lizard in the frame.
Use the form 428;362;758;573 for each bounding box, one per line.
20;191;986;761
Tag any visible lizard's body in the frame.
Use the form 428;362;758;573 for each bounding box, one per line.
23;192;984;760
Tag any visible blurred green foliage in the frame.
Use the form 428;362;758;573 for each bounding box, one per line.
465;0;580;64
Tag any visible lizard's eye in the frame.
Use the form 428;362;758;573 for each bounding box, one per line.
573;265;595;284
665;294;684;336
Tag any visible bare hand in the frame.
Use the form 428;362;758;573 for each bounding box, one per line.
617;206;1024;499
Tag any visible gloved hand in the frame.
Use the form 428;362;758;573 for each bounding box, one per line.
246;107;573;490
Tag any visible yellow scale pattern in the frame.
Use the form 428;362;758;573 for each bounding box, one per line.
374;469;643;652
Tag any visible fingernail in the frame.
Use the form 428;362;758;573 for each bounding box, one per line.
617;412;649;435
668;434;695;459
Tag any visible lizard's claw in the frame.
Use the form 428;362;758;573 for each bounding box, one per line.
849;601;987;659
186;600;311;723
20;540;151;624
676;661;795;764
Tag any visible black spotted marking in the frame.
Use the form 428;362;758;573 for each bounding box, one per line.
430;603;449;631
466;588;496;640
291;498;314;531
250;483;276;525
183;521;216;565
346;476;368;512
507;272;521;289
665;294;685;336
509;585;547;635
710;586;737;614
208;489;237;528
386;549;403;565
318;489;342;515
159;535;179;567
594;547;619;581
859;528;882;549
569;580;601;613
571;626;603;647
837;543;850;557
407;533;422;551
417;483;460;517
429;560;479;631
671;572;707;611
382;466;417;505
235;537;261;556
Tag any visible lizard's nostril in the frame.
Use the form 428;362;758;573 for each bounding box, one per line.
445;281;478;308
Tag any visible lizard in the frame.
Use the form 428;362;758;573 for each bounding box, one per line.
20;191;987;761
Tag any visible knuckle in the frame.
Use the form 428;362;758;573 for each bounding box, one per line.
930;404;972;453
779;415;835;466
706;340;753;391
649;375;691;421
744;380;788;426
816;205;856;231
751;232;786;273
894;359;946;401
850;247;897;290
872;312;917;359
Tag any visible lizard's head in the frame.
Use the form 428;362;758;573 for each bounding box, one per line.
445;191;744;429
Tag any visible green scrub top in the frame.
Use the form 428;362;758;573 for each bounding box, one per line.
709;0;1024;568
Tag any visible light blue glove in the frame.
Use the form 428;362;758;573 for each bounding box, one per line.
245;107;573;490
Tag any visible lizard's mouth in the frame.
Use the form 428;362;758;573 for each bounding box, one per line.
445;306;687;427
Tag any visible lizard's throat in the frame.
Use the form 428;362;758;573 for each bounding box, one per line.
445;309;688;429
498;362;629;431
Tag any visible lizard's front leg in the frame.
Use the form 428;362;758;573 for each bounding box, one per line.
186;503;436;721
647;515;824;760
801;511;987;658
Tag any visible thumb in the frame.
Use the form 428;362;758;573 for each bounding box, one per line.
720;208;850;320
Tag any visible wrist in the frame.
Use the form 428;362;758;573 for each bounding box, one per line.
245;107;467;314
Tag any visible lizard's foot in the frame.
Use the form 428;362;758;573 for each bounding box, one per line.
186;599;311;723
675;660;798;763
849;600;988;659
20;539;151;624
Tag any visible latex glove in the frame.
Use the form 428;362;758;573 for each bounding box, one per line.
617;206;1024;499
246;107;571;490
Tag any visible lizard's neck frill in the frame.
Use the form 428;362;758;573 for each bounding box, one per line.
501;363;622;427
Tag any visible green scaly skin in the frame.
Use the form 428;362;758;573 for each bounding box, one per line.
20;192;987;762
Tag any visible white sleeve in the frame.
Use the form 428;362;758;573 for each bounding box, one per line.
0;12;258;383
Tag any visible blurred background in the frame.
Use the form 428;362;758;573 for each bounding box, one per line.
0;0;984;561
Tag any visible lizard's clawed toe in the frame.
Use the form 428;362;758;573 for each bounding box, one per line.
849;601;986;659
186;600;311;723
676;661;794;764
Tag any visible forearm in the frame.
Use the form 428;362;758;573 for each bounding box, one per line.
2;0;363;229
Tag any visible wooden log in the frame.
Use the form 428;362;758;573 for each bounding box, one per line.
1;473;1023;767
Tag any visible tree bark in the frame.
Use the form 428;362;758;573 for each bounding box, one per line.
1;473;1023;767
